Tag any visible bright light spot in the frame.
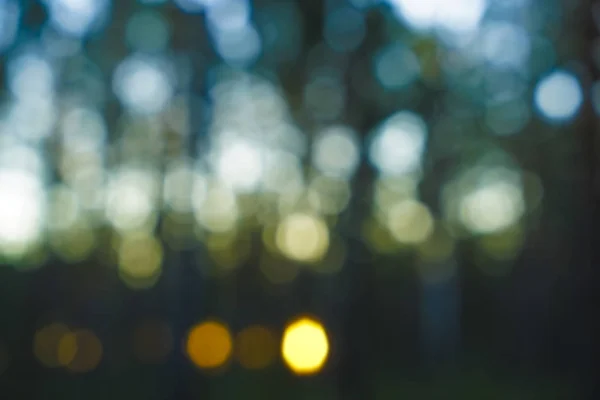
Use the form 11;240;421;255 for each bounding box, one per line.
389;0;437;31
276;213;330;263
44;0;107;37
281;317;329;375
389;0;487;35
374;43;421;89
118;234;163;289
235;326;278;370
480;22;530;69
193;182;239;232
0;169;45;257
312;126;360;179
459;180;525;235
209;73;303;152
113;56;174;114
214;140;264;193
369;111;427;176
7;53;54;99
105;167;158;232
186;321;233;369
436;0;487;34
386;199;434;244
534;70;583;123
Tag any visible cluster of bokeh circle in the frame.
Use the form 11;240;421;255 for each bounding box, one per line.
0;0;589;378
0;0;581;275
26;316;329;375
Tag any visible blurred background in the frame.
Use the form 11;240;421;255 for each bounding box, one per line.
0;0;599;398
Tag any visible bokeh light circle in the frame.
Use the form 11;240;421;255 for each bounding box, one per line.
235;325;278;370
534;70;582;123
281;317;329;375
112;55;173;114
387;199;435;244
312;125;360;179
275;213;330;263
186;321;233;370
369;111;427;176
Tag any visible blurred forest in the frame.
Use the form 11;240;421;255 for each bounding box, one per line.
0;0;599;398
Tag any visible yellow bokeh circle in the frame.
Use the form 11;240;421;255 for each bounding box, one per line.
281;317;329;375
117;233;163;289
387;199;434;244
275;213;329;263
186;320;232;370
